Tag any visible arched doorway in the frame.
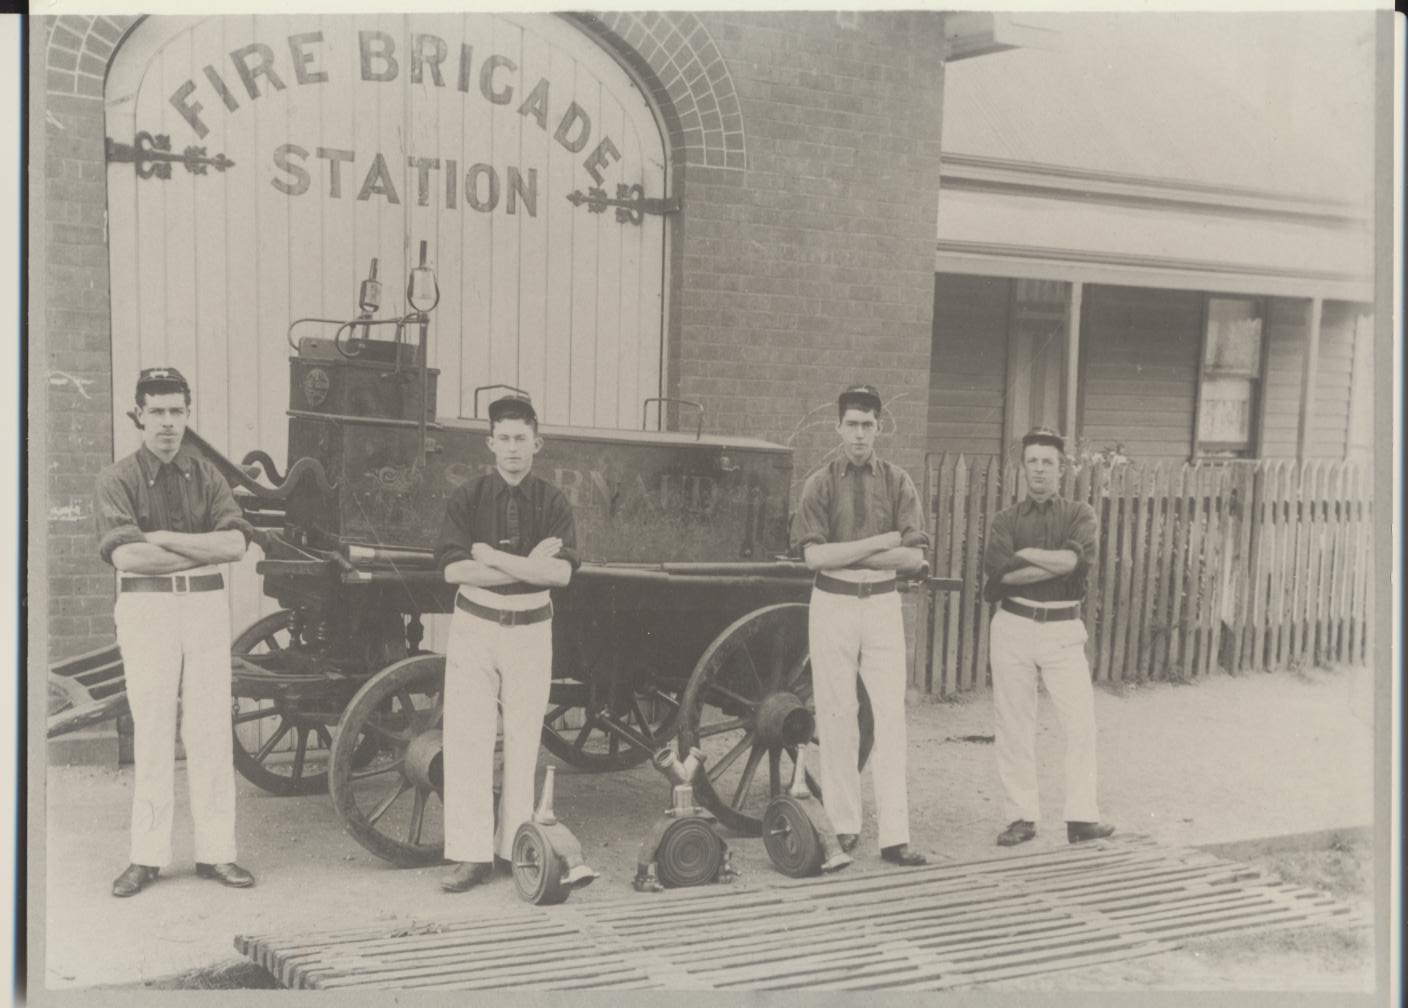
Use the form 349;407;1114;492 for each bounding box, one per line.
103;10;671;629
105;12;669;436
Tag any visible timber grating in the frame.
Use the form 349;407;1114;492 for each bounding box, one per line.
235;834;1362;990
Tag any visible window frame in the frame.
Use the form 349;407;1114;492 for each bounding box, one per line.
1192;294;1268;459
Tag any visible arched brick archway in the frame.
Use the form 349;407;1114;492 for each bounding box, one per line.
47;12;747;173
556;12;745;172
43;15;137;98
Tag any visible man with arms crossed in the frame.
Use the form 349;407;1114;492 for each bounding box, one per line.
95;367;255;897
982;425;1115;847
435;393;578;892
793;383;929;866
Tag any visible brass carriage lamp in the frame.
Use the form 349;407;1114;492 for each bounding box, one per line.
358;258;382;315
407;240;440;314
350;258;381;346
406;240;439;461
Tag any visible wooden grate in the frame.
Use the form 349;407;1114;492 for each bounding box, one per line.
236;834;1360;990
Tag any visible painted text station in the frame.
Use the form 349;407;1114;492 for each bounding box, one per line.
168;30;625;214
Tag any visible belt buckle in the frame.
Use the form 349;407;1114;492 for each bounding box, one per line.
498;609;515;627
856;582;872;599
172;575;189;594
1032;606;1047;624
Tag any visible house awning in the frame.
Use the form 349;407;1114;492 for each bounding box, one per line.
936;159;1373;302
936;12;1376;303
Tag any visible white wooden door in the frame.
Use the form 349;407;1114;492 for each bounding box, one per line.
105;13;669;634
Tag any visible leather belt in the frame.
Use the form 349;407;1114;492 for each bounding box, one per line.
119;573;225;594
814;573;896;599
456;594;553;626
1001;598;1080;623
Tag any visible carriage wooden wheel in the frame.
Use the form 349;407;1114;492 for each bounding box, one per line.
678;603;874;836
230;610;343;796
329;654;447;867
540;670;683;772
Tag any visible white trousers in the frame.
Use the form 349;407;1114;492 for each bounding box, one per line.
442;607;552;862
989;607;1100;824
808;589;911;849
113;579;237;866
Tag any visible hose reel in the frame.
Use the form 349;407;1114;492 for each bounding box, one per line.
510;766;598;905
633;746;736;892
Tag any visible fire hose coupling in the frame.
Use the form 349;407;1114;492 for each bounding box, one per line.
652;745;705;786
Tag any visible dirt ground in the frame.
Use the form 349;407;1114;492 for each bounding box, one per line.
977;833;1375;992
38;662;1378;992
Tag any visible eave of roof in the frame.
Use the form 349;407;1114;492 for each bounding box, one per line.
940;12;1376;209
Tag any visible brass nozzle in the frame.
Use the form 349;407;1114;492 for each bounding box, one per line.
787;747;813;800
532;765;558;825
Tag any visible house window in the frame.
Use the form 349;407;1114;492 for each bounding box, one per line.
1196;297;1264;456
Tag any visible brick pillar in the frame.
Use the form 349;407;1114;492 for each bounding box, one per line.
36;15;137;663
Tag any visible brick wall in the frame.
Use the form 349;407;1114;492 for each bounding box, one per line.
677;11;946;495
37;15;139;660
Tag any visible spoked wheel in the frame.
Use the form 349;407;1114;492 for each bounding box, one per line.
678;604;874;836
511;822;569;905
231;610;349;796
540;674;682;772
329;654;446;867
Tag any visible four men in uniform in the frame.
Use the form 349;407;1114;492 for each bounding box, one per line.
91;371;1110;899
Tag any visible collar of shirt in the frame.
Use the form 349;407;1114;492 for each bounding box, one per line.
1018;495;1059;516
840;454;879;477
137;441;193;485
488;469;532;498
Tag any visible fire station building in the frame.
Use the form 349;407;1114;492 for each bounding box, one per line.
32;12;1376;675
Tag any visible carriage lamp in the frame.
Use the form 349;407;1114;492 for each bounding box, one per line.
345;258;382;349
406;240;440;314
406;240;439;462
358;258;382;315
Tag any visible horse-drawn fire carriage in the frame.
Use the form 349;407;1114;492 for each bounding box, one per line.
49;252;957;897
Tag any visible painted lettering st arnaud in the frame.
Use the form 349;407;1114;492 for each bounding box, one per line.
169;29;621;186
443;464;730;519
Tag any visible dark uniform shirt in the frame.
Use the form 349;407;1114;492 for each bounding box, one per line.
95;440;251;566
981;495;1098;604
435;470;579;595
791;454;929;555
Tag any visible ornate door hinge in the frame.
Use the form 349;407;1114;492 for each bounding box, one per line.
105;131;235;180
566;183;681;225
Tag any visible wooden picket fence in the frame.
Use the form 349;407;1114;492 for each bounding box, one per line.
911;456;1374;695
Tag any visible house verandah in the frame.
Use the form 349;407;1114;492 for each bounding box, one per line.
913;116;1375;695
927;155;1375;471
